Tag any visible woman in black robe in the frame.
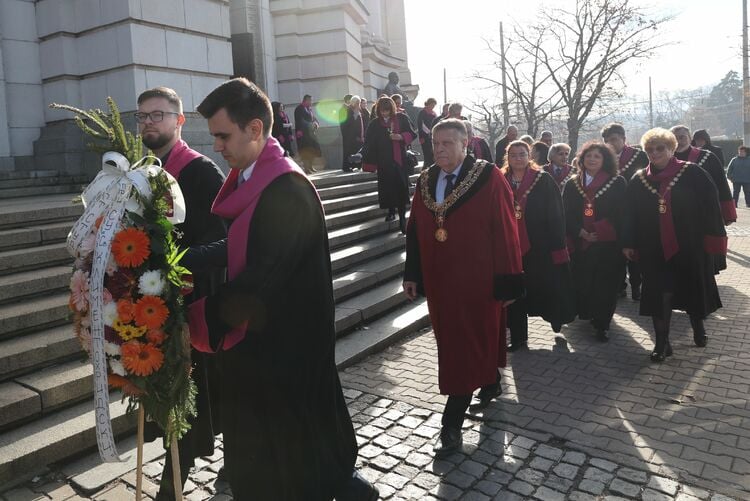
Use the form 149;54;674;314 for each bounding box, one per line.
622;128;727;362
362;96;416;234
563;141;627;342
417;98;438;167
502;141;576;351
271;101;295;157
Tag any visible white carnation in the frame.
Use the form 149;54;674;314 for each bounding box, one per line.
109;358;127;376
103;302;118;327
104;341;122;357
138;270;166;296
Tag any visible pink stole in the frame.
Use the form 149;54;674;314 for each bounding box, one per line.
580;171;610;250
188;137;309;353
686;146;702;163
163;139;203;179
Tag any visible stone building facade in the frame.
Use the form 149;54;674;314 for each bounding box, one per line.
0;0;416;174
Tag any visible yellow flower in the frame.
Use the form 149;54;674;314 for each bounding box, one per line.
114;318;147;341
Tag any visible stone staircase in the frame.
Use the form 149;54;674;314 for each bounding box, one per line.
0;170;430;491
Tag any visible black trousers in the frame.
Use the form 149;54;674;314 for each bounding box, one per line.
506;298;528;346
733;182;750;207
627;260;641;290
442;395;472;429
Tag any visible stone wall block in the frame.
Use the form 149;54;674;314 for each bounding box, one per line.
43;79;82;122
144;69;194;111
79;74;107;111
206;38;232;75
0;0;38;42
99;0;133;25
39;36;77;80
35;0;76;39
75;29;119;75
2;40;42;84
190;74;229;111
184;0;224;35
104;68;138;111
140;0;186;29
165;31;208;72
73;0;102;33
6;83;44;128
9;127;41;156
130;24;168;68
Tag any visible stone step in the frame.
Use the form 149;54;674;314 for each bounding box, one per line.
0;396;135;488
322;190;379;214
334;277;411;335
0;325;80;382
0;292;70;340
0;183;89;201
328;210;410;250
318;179;378;200
0;266;71;306
0;221;71;253
0;175;88;190
309;170;377;189
0;242;71;277
330;231;405;274
326;204;386;231
0;195;82;230
0;170;59;181
335;298;430;369
332;250;405;302
0;360;92;432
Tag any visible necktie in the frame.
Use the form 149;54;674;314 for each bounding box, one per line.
444;173;456;200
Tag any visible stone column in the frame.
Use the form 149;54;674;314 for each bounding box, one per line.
0;31;12;170
34;0;233;176
230;0;278;99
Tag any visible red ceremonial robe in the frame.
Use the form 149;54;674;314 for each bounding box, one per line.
404;157;524;395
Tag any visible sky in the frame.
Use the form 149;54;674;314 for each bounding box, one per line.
403;0;742;108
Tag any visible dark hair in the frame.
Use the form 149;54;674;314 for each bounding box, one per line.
424;97;437;106
500;140;540;174
137;86;183;114
344;94;353;103
391;94;403;103
431;118;467;137
739;146;749;155
577;141;617;176
303;94;312;101
601;122;626;139
691;129;712;146
531;141;550;166
197;78;272;135
448;102;463;115
271;101;282;115
375;96;396;119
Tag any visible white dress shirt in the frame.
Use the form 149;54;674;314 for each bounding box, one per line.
238;161;257;187
436;164;463;203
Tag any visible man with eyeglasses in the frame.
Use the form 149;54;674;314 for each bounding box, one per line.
136;86;227;501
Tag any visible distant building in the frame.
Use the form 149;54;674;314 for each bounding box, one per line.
0;0;417;174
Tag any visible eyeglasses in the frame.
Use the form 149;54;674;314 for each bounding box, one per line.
645;144;669;154
134;111;179;123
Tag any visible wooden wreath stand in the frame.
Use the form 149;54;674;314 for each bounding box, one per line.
135;405;183;501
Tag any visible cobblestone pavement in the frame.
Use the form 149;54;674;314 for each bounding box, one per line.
3;208;750;501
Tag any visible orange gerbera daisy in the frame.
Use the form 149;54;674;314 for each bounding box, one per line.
146;329;166;345
133;295;169;330
108;373;145;396
112;227;150;267
116;299;135;323
121;341;164;376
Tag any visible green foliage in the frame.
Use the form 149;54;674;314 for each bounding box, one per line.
49;97;150;166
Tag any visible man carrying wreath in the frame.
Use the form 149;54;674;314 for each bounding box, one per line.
403;119;524;457
183;78;377;500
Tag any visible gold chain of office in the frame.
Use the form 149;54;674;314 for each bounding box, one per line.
573;174;618;217
419;160;487;242
636;163;689;214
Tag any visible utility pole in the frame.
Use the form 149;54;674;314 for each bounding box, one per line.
649;77;654;128
744;0;750;143
499;22;510;128
443;68;447;104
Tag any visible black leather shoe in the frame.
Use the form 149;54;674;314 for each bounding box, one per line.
469;383;503;411
694;335;708;347
335;470;379;501
632;287;641;301
508;342;528;352
216;466;227;481
433;427;462;457
385;213;396;222
551;322;562;333
650;350;666;363
596;329;609;342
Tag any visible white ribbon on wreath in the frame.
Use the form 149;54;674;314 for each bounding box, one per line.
67;151;185;462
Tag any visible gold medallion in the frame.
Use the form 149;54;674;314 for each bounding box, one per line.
584;204;594;217
435;228;448;242
658;198;667;214
514;202;523;220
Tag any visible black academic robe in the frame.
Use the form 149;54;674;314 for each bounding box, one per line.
417;109;437;166
272;110;295;157
511;171;576;328
622;163;726;317
617;146;649;182
362;114;416;209
563;174;627;331
470;137;494;163
341;111;365;170
294;104;322;158
184;174;357;500
675;147;735;272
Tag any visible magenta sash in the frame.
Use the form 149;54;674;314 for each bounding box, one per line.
646;157;683;261
686;146;702;163
188;137;310;353
618;145;636;173
163;139;203;179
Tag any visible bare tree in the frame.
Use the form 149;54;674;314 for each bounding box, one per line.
473;30;564;138
518;0;673;153
464;96;504;147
